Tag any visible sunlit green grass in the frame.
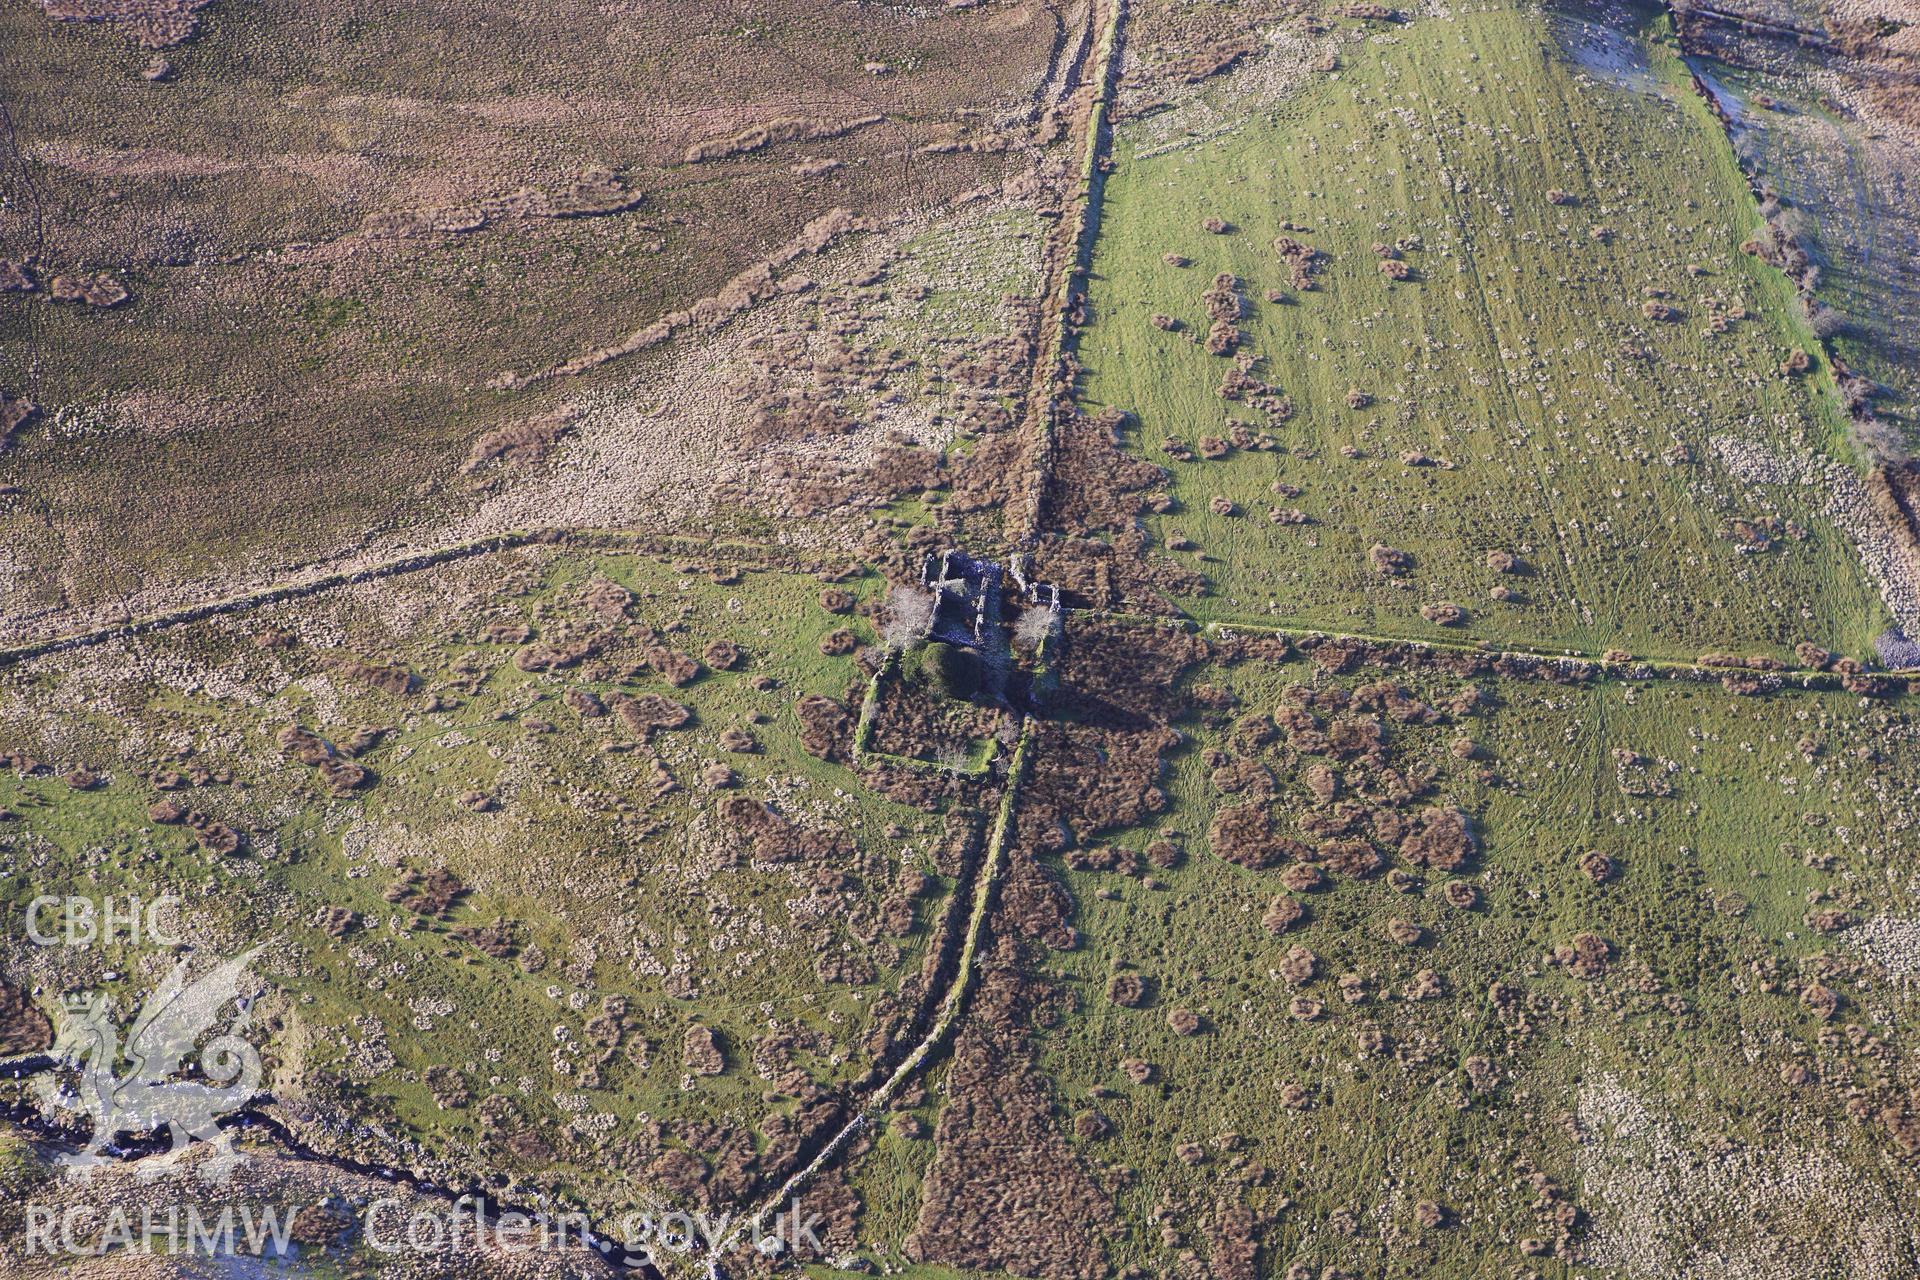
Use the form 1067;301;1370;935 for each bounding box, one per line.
1077;1;1888;662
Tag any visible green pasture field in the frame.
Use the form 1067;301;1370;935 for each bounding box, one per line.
1027;645;1919;1277
1076;0;1890;663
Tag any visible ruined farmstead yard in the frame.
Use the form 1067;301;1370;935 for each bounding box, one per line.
3;0;1920;1277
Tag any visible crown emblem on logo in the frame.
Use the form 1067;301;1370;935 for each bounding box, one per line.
35;946;268;1185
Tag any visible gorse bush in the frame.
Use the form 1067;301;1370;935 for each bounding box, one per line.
915;641;982;701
